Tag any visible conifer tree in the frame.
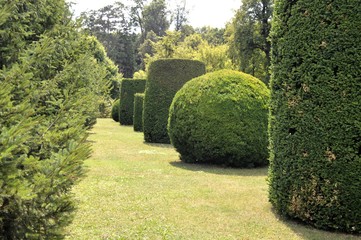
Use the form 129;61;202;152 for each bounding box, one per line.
0;1;119;238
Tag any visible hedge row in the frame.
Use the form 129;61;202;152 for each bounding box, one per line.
269;0;361;233
143;59;206;143
133;93;144;132
119;78;146;125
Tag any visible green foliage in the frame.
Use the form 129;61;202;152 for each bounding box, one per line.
226;0;273;83
143;59;206;143
168;69;269;167
0;7;117;237
111;99;121;122
195;26;226;45
0;0;68;66
110;79;121;100
144;32;234;73
269;0;361;233
81;3;137;78
119;79;147;125
142;0;170;37
133;70;147;79
133;93;145;132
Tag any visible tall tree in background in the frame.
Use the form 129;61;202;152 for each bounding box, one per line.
82;0;176;77
172;0;189;31
142;0;170;37
81;3;138;78
227;0;273;83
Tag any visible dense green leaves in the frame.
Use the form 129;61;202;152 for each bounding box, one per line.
143;59;205;143
227;0;273;83
0;0;68;67
168;70;269;167
268;0;361;233
133;93;145;132
119;79;146;125
0;2;118;237
111;99;121;122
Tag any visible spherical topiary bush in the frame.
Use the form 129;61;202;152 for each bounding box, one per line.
111;99;120;122
168;69;270;167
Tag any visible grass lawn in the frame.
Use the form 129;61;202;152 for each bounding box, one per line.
65;118;360;240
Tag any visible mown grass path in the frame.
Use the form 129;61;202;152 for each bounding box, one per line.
65;118;359;240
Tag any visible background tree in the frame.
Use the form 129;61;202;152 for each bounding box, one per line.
227;0;273;83
196;26;226;46
143;31;233;72
81;3;137;77
142;0;170;37
171;0;189;31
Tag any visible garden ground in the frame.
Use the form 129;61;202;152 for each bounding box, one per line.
65;118;360;240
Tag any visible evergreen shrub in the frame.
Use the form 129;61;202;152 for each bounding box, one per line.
110;79;121;99
133;93;145;132
268;0;361;233
0;9;117;237
119;79;146;125
143;59;206;143
111;99;120;122
168;69;269;167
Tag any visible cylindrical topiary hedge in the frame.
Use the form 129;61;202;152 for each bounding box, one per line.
133;93;144;132
143;59;206;143
119;78;146;125
111;99;120;122
268;0;361;233
168;69;270;167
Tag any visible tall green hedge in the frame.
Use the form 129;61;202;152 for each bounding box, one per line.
119;78;146;125
269;0;361;233
143;59;206;143
168;70;269;167
133;93;145;132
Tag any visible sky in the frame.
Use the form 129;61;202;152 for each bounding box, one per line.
67;0;241;28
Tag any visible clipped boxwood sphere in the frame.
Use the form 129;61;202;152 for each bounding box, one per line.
111;99;120;122
168;69;270;167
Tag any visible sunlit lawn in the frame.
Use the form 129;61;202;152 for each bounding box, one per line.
65;118;360;240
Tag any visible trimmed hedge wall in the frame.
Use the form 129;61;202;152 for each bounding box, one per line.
133;93;144;132
143;59;206;143
168;69;269;167
119;78;146;125
111;99;120;122
269;0;361;233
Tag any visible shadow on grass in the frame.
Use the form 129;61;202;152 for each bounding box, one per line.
271;208;361;240
144;142;174;149
169;160;268;177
